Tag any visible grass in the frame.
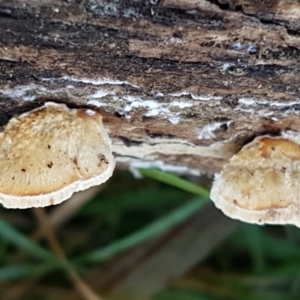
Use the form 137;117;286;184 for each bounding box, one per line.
0;168;300;299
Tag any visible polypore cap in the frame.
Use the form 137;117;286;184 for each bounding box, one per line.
210;134;300;228
0;102;115;209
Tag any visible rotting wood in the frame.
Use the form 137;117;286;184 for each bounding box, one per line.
1;0;300;175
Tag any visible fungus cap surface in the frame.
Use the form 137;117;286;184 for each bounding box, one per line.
210;135;300;227
0;102;115;208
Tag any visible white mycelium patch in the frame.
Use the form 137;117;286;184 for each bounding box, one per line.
129;159;202;178
196;122;232;140
237;97;300;117
0;84;77;101
89;94;196;124
42;76;139;88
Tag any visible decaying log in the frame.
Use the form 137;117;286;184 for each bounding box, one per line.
1;0;300;175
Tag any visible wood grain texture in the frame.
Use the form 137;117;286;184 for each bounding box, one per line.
0;0;300;174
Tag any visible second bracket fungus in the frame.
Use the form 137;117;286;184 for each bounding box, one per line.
0;102;115;209
210;134;300;228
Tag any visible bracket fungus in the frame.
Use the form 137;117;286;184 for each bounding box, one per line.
0;102;115;209
210;134;300;228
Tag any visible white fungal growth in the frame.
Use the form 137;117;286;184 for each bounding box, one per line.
236;97;300;118
129;159;202;178
42;76;139;88
238;97;257;106
232;42;244;51
196;122;231;140
190;94;222;101
169;91;222;102
170;101;193;109
0;84;38;101
90;90;115;99
114;135;239;162
85;109;96;116
0;84;76;101
238;97;300;108
119;96;194;124
220;63;234;72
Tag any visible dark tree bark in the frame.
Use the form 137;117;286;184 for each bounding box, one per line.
1;0;300;175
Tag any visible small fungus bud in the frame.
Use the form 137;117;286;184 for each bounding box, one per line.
210;135;300;227
0;102;115;209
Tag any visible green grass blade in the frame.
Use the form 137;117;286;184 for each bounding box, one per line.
0;217;55;260
0;262;58;282
75;197;209;263
243;225;265;273
138;168;209;197
0;264;36;282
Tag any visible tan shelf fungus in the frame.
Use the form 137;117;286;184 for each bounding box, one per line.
0;102;115;209
210;134;300;228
